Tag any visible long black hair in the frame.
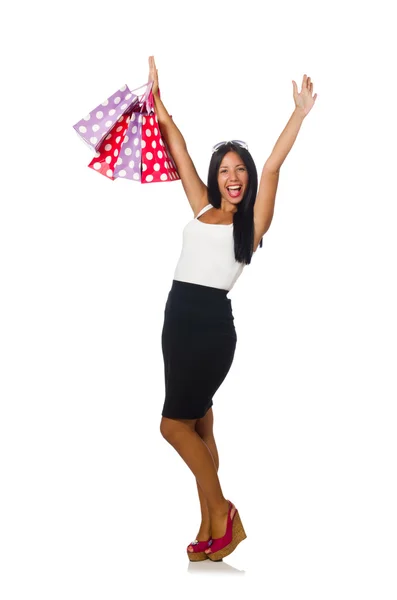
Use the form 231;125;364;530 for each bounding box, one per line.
207;142;262;266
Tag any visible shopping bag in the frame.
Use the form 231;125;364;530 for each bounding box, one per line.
140;112;180;183
87;112;132;180
73;84;143;152
113;111;144;181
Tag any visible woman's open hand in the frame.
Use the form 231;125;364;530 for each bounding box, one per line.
148;56;159;96
292;74;317;117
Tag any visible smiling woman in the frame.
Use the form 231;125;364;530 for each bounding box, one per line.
146;55;318;563
219;156;247;199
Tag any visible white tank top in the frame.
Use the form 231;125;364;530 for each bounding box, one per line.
173;204;245;292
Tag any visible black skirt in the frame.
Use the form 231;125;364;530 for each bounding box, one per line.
161;279;237;420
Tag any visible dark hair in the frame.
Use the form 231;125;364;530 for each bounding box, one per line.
207;142;262;265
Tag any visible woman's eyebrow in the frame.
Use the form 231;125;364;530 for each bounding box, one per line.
220;163;245;168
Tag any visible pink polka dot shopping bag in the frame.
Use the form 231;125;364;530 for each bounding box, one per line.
73;81;180;184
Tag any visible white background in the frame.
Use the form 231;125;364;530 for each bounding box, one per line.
1;0;396;598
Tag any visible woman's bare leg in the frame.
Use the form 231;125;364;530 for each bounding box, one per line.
194;408;236;551
160;412;229;541
193;409;220;541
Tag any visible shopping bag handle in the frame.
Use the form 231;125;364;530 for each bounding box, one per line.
130;80;156;114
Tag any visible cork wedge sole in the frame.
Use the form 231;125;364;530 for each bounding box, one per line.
187;548;208;561
207;510;247;561
188;551;223;562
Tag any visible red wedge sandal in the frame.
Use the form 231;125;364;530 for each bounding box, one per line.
204;500;247;561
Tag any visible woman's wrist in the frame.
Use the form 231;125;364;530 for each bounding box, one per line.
293;106;307;120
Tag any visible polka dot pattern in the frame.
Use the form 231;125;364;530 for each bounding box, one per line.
141;112;180;184
87;110;131;180
79;86;181;186
73;84;139;152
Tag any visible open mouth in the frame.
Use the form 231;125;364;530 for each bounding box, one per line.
227;186;242;198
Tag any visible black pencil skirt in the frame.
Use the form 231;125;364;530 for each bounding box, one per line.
161;280;237;420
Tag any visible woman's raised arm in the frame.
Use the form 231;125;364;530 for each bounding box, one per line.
253;74;318;251
149;56;207;215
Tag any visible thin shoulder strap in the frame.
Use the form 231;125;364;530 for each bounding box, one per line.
195;204;212;219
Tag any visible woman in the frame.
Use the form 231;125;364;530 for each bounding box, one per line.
150;56;317;562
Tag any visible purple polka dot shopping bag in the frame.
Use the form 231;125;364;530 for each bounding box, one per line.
73;84;141;152
113;110;144;181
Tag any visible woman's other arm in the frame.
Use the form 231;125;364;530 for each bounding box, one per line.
253;74;317;251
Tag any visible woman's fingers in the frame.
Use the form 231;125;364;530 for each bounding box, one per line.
148;55;159;94
149;56;158;79
149;56;157;72
298;74;314;95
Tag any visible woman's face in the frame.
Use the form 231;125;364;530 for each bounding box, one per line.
217;151;249;205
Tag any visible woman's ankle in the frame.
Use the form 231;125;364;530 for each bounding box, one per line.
208;498;229;517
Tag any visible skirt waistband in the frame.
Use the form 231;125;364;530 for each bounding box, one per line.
170;279;229;297
165;280;233;321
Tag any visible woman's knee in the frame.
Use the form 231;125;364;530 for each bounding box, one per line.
160;417;174;441
160;416;196;443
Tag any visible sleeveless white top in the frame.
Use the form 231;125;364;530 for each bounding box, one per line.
173;204;245;292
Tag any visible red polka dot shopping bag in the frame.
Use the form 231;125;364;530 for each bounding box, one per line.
87;112;131;180
139;112;180;184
